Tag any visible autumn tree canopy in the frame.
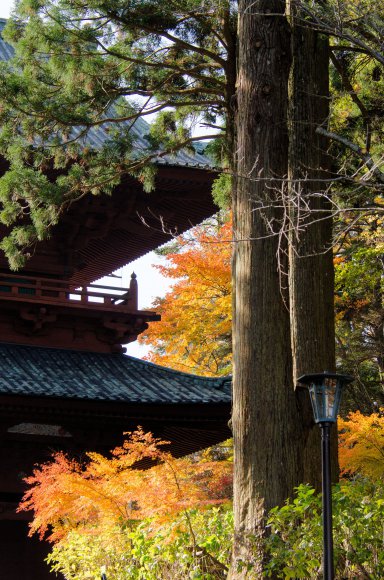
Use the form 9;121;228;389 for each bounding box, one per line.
19;428;233;543
139;218;231;376
335;214;384;411
338;408;384;480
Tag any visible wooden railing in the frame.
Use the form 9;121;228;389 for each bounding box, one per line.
0;272;139;312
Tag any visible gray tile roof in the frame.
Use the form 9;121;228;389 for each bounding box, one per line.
0;19;13;61
0;343;231;405
0;19;213;169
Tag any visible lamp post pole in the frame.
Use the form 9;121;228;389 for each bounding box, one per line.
320;422;334;580
298;372;354;580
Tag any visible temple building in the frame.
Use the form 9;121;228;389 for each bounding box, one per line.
0;19;231;579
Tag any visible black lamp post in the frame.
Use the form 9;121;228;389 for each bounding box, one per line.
298;371;354;580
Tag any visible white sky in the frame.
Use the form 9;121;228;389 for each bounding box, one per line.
97;254;172;358
0;0;172;358
0;1;14;19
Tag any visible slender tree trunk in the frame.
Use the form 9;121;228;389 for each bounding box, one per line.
230;2;301;577
288;10;337;485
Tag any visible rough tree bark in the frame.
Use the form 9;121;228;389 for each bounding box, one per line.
231;2;340;576
230;1;301;577
288;7;337;485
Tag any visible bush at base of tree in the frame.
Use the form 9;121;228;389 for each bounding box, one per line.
47;506;234;580
44;480;384;580
19;422;384;579
265;481;384;579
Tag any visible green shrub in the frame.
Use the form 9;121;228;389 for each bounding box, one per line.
265;480;384;579
47;505;233;580
47;481;384;579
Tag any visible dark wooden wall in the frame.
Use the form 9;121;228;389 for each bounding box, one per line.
0;521;63;579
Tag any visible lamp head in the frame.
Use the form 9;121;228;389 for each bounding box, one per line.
298;372;354;424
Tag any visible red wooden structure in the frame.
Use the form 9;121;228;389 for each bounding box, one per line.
0;270;159;352
0;19;231;579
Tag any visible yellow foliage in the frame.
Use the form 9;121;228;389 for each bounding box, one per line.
18;428;233;543
139;219;232;376
338;409;384;481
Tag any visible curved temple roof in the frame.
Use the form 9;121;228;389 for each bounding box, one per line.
0;343;231;405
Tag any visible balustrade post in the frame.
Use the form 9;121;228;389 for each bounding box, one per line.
129;272;138;310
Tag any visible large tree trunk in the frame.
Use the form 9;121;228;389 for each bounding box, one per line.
230;2;301;577
288;10;337;486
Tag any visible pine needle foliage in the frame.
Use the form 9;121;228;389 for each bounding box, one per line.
0;0;237;267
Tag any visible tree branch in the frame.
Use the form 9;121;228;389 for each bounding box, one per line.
316;126;384;184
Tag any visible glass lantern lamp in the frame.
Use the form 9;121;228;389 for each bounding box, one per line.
299;372;354;424
298;371;354;580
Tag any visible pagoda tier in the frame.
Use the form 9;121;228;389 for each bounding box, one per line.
0;271;159;352
0;342;231;462
0;19;218;286
0;161;217;352
0;150;218;287
0;19;218;353
0;342;231;580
